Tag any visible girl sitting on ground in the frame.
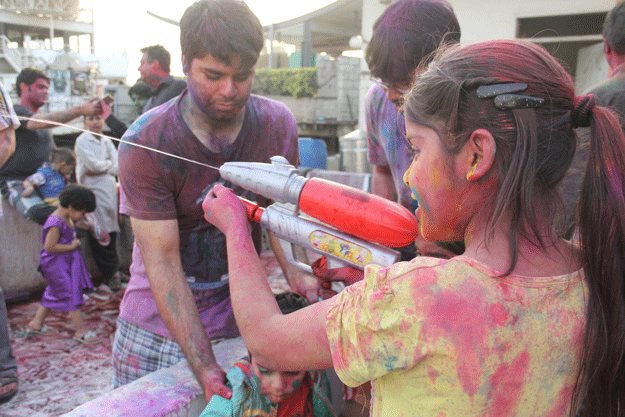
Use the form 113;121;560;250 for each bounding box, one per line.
202;39;625;416
27;184;100;344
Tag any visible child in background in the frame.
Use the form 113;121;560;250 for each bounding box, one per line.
21;147;109;244
200;293;334;417
203;39;625;416
21;147;75;207
27;184;100;344
74;114;120;290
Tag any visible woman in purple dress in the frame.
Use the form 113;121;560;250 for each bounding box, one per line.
27;185;100;344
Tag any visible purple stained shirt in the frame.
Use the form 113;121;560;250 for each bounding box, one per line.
117;91;299;339
365;84;416;212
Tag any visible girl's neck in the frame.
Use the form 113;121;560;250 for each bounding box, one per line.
462;216;581;277
53;207;74;228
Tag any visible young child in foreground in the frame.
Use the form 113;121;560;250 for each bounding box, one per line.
27;184;100;344
203;39;625;416
200;292;334;417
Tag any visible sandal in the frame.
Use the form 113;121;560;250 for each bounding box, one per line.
73;330;100;345
26;324;57;335
0;375;17;405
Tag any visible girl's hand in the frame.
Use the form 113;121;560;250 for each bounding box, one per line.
71;238;81;250
202;184;248;236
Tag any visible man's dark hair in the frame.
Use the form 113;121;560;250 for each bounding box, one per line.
365;0;461;84
58;184;96;212
128;81;154;99
603;2;625;55
180;0;264;70
140;44;172;73
16;68;50;97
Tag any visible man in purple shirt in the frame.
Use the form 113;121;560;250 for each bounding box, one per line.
113;0;317;402
365;0;462;260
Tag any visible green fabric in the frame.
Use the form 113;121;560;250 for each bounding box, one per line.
199;358;334;417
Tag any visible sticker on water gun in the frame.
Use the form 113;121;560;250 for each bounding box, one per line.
309;230;372;267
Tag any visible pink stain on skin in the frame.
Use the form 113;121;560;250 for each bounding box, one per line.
487;349;530;417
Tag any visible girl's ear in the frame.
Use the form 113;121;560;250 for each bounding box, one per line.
462;129;496;182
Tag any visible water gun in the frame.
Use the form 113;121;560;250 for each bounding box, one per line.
217;156;419;272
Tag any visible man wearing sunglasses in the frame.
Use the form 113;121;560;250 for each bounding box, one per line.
364;0;461;260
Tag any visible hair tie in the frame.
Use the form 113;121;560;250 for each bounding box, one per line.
571;94;595;128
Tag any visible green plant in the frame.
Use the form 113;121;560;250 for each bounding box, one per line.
253;68;317;98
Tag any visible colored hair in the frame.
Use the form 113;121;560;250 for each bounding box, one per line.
179;0;264;70
403;39;625;416
603;2;625;55
50;147;75;165
16;68;50;97
140;44;171;73
365;0;460;84
58;184;96;212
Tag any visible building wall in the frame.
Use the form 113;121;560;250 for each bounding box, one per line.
447;0;613;44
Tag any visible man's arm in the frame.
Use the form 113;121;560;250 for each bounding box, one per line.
25;98;101;130
371;164;397;202
267;232;319;303
129;217;232;402
0;128;15;168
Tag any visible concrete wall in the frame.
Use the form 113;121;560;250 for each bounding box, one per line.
267;55;360;123
446;0;613;44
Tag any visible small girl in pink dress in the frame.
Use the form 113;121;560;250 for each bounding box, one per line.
27;184;100;344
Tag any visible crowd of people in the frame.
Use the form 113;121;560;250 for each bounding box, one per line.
0;0;624;415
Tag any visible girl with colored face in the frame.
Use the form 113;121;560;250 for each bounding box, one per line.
203;39;625;417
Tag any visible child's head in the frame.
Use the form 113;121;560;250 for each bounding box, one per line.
58;184;96;222
50;147;76;180
250;292;310;404
402;39;579;267
83;114;105;134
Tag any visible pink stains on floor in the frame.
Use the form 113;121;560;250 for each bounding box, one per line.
487;349;530;417
0;250;290;416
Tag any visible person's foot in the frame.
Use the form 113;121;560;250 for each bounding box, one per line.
25;323;57;335
72;330;100;345
0;375;17;405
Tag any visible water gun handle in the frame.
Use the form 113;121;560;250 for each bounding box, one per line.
237;197;400;272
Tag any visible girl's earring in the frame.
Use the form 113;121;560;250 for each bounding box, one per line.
466;164;477;181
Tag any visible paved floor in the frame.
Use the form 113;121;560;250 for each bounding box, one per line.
0;251;290;417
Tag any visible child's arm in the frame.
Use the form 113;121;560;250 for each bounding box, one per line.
21;171;46;197
203;185;335;372
21;178;35;197
75;135;114;175
44;227;81;254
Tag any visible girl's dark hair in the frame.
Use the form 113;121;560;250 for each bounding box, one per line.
58;184;96;213
403;39;625;416
50;147;75;165
180;0;264;70
365;0;460;84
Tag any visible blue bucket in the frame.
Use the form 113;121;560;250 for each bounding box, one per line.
298;138;327;169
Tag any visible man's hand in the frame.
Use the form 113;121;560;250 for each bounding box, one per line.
80;98;102;116
100;99;113;120
198;362;231;402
